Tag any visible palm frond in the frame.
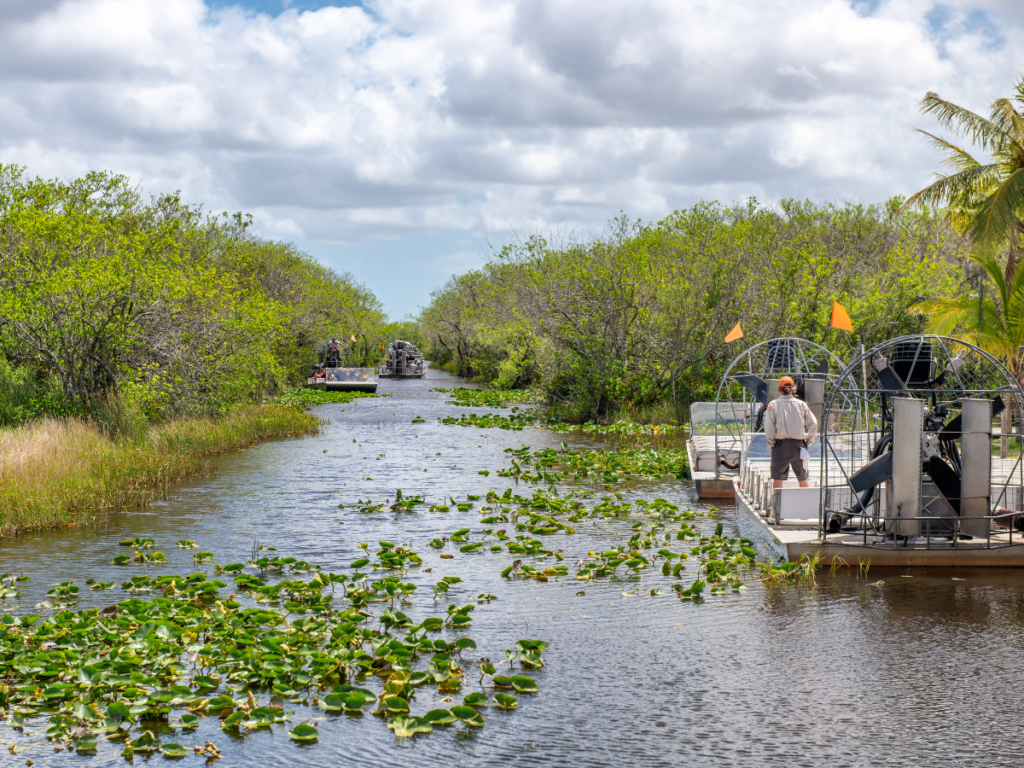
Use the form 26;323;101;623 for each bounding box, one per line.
917;303;972;335
970;168;1024;246
919;92;1011;152
916;129;983;173
991;98;1024;150
901;164;1002;212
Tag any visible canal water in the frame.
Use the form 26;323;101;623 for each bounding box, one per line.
3;369;1024;767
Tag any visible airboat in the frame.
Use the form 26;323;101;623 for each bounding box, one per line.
687;338;843;499
733;335;1024;566
379;340;426;379
305;339;378;393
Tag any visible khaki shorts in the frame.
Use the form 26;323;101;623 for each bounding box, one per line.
771;439;808;481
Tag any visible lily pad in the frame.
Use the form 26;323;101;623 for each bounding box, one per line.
76;735;99;753
510;675;538;693
493;693;518;710
321;694;345;712
388;715;433;737
161;743;188;758
451;704;480;721
383;696;409;713
288;723;319;742
130;730;160;753
424;708;458;725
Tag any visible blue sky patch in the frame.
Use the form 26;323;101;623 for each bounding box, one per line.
208;0;364;15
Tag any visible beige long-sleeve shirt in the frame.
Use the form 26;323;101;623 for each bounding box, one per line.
764;394;818;448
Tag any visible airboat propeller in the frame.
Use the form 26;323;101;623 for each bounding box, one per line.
822;336;1024;540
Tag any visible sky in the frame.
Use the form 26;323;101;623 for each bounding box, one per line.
2;0;1024;318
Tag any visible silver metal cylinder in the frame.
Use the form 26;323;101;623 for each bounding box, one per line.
960;398;993;538
889;397;923;538
803;378;825;433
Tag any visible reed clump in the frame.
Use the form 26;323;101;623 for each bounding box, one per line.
0;405;319;537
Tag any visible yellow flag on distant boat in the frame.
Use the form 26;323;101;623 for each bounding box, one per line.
830;301;853;332
724;323;744;342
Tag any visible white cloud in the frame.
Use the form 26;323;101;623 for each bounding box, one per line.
0;0;1022;250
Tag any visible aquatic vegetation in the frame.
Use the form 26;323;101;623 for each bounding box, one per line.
497;443;691;484
0;544;547;758
570;518;753;599
549;419;683;438
431;388;539;408
759;552;821;585
119;537;155;548
353;491;426;514
274;388;383;409
439;409;538;430
470;485;747;600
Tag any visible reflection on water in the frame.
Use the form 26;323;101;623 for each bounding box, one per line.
4;369;1024;766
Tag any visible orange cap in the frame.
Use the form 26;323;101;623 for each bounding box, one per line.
779;376;796;387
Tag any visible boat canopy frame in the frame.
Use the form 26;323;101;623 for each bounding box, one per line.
713;338;845;479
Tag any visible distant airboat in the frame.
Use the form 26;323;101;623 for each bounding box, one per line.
304;338;378;393
379;340;426;379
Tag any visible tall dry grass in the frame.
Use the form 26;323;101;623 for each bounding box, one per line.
0;405;319;536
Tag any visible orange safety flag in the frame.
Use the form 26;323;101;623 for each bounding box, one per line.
350;334;357;342
830;301;853;332
724;323;744;342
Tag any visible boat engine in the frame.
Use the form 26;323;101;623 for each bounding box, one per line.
828;349;1005;538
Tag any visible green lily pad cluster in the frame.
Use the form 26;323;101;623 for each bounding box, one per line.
119;538;155;549
439;409;538;431
571;518;755;600
759;552;822;584
431;388;538;407
0;573;28;600
548;419;683;438
498;443;691;484
112;550;167;565
443;486;749;600
0;542;547;757
274;388;383;409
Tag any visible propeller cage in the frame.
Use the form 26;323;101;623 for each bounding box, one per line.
821;335;1024;547
713;338;844;480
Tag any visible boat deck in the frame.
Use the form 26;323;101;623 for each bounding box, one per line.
687;435;739;500
734;477;1024;567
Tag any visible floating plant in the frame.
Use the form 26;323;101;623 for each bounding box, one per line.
0;544;548;759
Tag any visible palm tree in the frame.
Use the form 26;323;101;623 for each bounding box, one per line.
914;252;1024;456
900;79;1024;282
915;252;1024;387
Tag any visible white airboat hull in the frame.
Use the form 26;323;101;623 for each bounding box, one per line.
733;478;1024;567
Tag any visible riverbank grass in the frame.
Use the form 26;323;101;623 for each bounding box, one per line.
0;405;319;537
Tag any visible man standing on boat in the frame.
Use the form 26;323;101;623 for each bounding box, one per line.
764;376;818;489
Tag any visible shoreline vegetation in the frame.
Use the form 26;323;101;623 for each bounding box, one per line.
420;200;971;422
0;388;388;538
0;164;413;537
0;404;319;538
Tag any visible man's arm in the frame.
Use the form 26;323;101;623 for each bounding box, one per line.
764;404;776;448
803;402;819;446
